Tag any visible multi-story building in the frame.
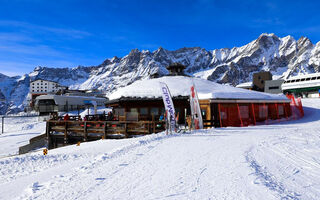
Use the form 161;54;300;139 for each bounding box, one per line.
30;79;67;94
29;79;67;107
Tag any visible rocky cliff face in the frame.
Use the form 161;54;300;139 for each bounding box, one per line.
1;33;320;114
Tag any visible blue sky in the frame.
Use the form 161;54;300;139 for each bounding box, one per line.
1;0;320;76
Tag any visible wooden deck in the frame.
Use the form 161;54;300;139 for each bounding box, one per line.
46;120;165;149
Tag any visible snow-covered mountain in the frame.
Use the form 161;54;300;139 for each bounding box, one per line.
1;33;320;114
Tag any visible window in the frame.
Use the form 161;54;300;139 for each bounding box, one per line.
160;107;165;115
130;108;138;113
311;77;316;80
201;109;206;118
220;111;227;119
126;112;138;121
306;78;311;81
239;106;249;118
259;105;268;118
114;108;125;116
32;90;34;92
278;105;284;116
269;86;279;90
140;107;148;115
150;107;159;115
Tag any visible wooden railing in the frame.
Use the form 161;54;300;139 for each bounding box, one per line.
46;120;165;145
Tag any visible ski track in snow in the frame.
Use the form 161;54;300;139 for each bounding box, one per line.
0;99;320;199
245;149;301;200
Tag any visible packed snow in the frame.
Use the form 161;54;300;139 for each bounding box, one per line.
0;99;320;199
0;116;46;158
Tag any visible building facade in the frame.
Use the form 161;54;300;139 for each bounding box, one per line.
264;79;284;94
30;79;66;94
252;71;272;91
106;75;292;128
29;79;67;108
282;73;320;97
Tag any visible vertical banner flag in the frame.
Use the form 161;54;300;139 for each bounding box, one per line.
190;83;203;129
159;82;176;133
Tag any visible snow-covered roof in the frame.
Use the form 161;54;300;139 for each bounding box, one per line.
285;72;320;80
31;79;59;84
236;82;253;88
108;76;288;101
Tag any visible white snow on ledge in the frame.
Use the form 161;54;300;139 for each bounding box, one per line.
108;76;288;101
236;81;253;88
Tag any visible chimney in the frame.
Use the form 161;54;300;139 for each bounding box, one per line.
166;63;186;76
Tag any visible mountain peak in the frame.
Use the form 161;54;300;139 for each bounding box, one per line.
129;48;140;55
259;33;276;37
297;36;313;50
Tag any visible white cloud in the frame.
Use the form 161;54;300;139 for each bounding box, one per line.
0;20;91;39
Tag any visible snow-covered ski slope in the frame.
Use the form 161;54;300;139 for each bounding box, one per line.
1;99;320;199
0;116;46;157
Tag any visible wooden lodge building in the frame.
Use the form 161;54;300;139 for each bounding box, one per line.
43;64;296;150
106;63;292;128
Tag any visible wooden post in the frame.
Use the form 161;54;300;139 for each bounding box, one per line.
124;122;128;138
103;122;106;139
46;121;51;149
251;103;256;125
84;122;87;141
64;121;68;144
152;114;155;134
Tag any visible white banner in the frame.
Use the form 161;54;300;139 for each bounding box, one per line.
159;82;176;132
190;84;203;129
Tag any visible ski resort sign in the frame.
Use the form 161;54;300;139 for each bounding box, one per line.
159;82;176;133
